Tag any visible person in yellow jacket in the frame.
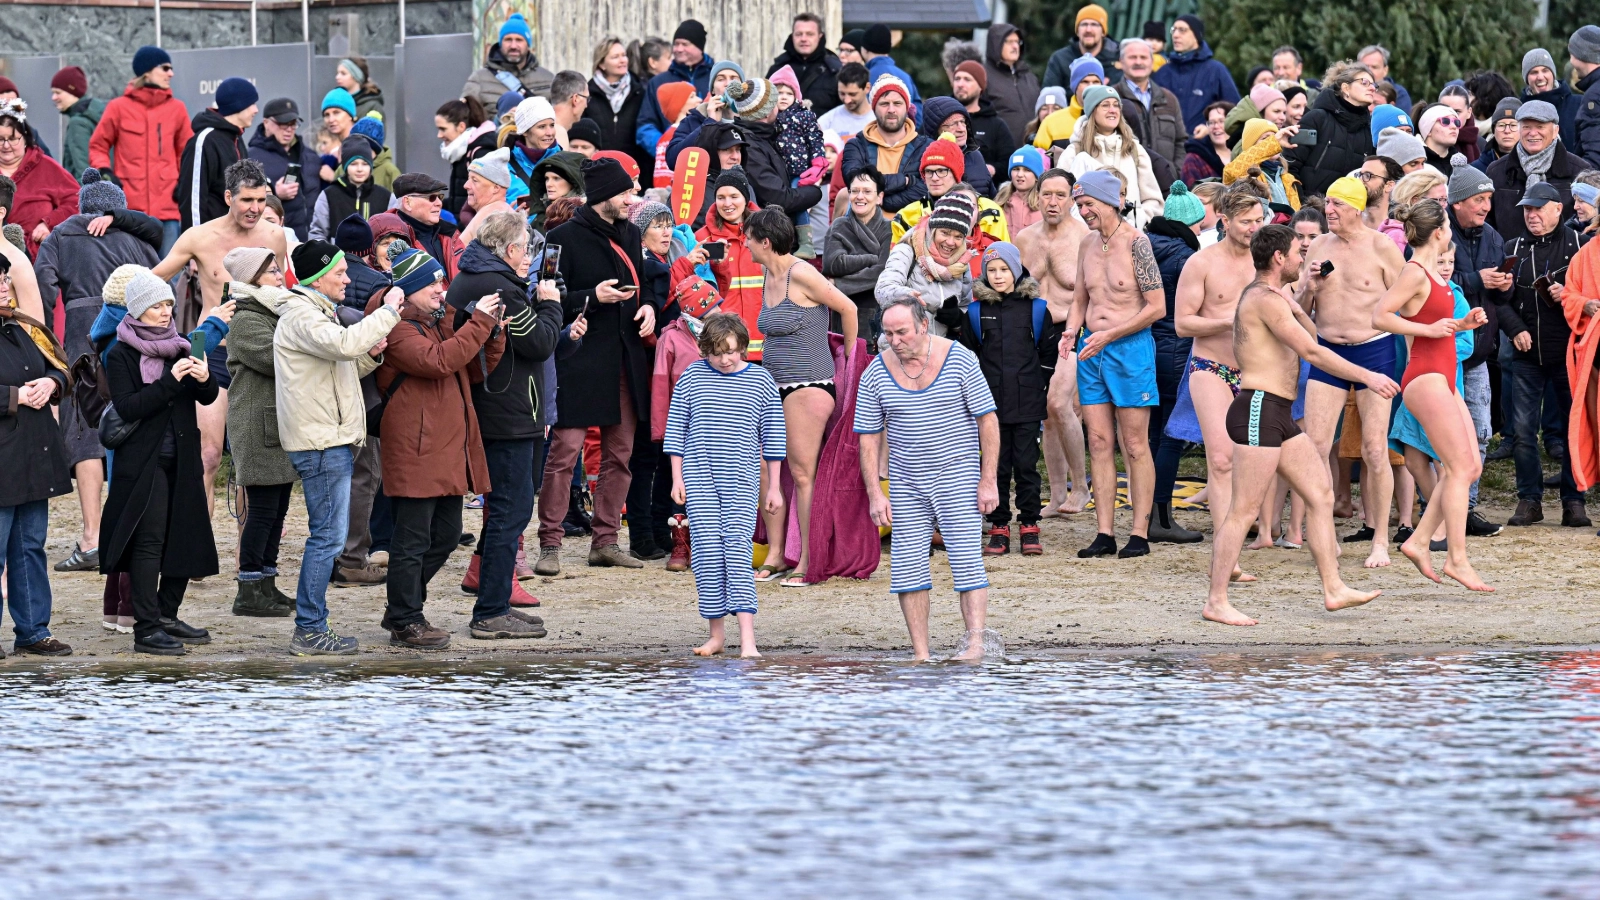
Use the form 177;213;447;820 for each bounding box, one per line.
1033;56;1105;151
1222;118;1302;212
889;136;1009;248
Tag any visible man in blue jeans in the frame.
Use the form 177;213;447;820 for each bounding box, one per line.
273;238;402;654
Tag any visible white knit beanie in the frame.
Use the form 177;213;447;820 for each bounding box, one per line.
514;97;556;135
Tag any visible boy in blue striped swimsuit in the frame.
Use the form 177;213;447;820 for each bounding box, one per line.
665;314;786;658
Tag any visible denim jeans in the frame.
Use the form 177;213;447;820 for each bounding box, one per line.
1462;362;1492;508
159;219;181;256
1508;359;1579;503
476;437;538;621
0;500;53;646
289;445;355;631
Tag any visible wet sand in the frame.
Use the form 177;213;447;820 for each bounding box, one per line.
17;489;1599;664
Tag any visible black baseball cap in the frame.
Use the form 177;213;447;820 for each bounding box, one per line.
263;97;301;124
717;127;748;150
1518;182;1563;207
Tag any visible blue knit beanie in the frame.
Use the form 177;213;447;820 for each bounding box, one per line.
499;14;532;45
214;77;258;117
334;214;373;255
1162;181;1205;226
321;88;357;119
1069;56;1105;93
1370;105;1412;145
132;46;170;77
1007;146;1046;179
496;91;523;120
351;113;385;148
391;243;445;296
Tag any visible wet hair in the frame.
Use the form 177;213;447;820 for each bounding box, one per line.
1219;184;1267;219
1465;71;1515;121
1251;224;1296;271
436;96;488;128
744;207;797;255
225;158;270;195
1290;204;1327;232
697;311;750;357
849;167;885;194
1038;167;1075;190
1393;198;1448;246
550;71;589;107
1324;60;1375;93
838;62;870;90
880;294;930;328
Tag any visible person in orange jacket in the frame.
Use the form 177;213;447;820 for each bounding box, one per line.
88;46;192;251
671;166;766;358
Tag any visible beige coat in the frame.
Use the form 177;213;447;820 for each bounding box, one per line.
272;286;399;452
1058;115;1164;228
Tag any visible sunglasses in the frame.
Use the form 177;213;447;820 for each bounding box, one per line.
1435;116;1462;128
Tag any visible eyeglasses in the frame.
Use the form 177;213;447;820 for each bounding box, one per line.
157;64;173;72
0;136;21;146
1352;77;1376;87
1355;171;1388;183
924;167;953;179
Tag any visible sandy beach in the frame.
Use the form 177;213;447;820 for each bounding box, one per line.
16;483;1599;664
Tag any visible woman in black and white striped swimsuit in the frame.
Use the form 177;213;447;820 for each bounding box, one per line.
744;208;859;586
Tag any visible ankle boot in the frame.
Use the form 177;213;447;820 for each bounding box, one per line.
1562;499;1591;527
666;515;691;572
461;553;481;595
1148;502;1204;544
562;485;593;536
514;535;535;580
509;578;541;607
629;522;667;560
232;577;291;618
1507;499;1543;526
262;574;295;611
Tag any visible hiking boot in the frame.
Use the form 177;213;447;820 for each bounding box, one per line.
589;543;644;568
984;526;1011;556
1465;510;1503;537
1485;441;1512;461
1020;525;1042;555
159;618;211;645
386;620;451;650
290;627;358;656
53;544;98;572
332;563;387;586
233;577;292;618
469;613;548;640
263;575;296;611
508;608;544;626
1562;499;1591;528
1507;499;1543;526
666;515;691;572
515;535;536;579
135;630;186;656
1148;502;1203;544
460;553;482;595
534;546;561;576
14;637;72;656
629;524;668;561
509;579;540;607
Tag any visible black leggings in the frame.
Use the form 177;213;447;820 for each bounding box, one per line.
128;462;189;639
239;482;293;573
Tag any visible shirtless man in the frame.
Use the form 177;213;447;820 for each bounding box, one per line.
1014;169;1089;515
1297;175;1406;568
1062;171;1164;559
153;159;289;515
1174;187;1267;556
1205;224;1397;626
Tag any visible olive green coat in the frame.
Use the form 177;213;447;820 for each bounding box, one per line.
225;282;299;486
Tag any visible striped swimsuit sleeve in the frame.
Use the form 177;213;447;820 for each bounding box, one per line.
954;347;998;418
851;359;886;434
758;372;788;460
662;362;697;458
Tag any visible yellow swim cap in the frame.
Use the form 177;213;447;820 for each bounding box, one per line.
1325;176;1367;212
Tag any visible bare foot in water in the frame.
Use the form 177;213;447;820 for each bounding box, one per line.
693;637;725;656
1202;599;1258;626
1364;543;1391;569
1324;584;1382;611
739;645;763;658
1399;538;1440;583
952;630;986;661
1230;567;1258;583
1442;560;1495;592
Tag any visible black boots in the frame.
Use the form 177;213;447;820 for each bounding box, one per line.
562;484;593;537
1148;502;1203;544
232;577;293;617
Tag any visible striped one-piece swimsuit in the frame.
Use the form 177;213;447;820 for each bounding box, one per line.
758;262;835;394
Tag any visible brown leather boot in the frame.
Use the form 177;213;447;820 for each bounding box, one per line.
1506;499;1543;526
385;620;451;649
1562;499;1591;527
666;515;691;572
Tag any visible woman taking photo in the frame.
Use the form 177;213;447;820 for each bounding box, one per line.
745;207;857;585
100;271;221;655
222;247;297;618
1373;198;1492;593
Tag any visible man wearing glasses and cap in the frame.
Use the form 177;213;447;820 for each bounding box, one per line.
1487;100;1587;244
246;97;324;240
390;172;464;286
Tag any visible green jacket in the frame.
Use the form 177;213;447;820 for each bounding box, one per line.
370;146;400;192
224;282;300;486
62;96;108;180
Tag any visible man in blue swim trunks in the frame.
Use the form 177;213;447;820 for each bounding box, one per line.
1296;175;1407;569
1062;170;1165;559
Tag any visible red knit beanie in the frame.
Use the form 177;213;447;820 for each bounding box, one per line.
51;66;87;99
920;138;966;182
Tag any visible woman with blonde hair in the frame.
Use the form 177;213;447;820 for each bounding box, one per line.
1380;168;1448;248
587;36;652;177
1058;86;1161;226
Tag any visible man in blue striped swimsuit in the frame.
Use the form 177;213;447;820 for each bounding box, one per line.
856;296;1000;661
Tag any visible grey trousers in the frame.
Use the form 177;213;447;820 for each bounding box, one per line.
1463;363;1491;509
337;437;382;570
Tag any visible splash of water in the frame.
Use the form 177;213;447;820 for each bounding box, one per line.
951;628;1007;661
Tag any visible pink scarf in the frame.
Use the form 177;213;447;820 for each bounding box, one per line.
116;317;191;383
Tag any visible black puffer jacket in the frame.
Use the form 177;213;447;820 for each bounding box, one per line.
1285;88;1373;196
767;39;843;116
982;24;1040;145
958;276;1058;424
447;241;564;438
1497;225;1581;366
584;74;652;182
739;118;822;216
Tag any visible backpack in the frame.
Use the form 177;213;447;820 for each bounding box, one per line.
70;351;111;427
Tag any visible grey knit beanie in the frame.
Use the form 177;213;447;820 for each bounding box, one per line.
1522;48;1558;83
1376;127;1426;167
1446;155;1494;204
124;270;175;320
1570;25;1600;65
78;167;126;216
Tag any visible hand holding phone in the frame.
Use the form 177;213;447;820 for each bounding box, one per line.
187;330;208;359
1319;260;1335;278
705;241;726;262
1497;256;1517;273
1289;128;1318;147
540;244;563;281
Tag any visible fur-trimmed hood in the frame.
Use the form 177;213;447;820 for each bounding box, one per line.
974;275;1040;304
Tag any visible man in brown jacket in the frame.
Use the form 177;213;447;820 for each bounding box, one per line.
374;242;506;649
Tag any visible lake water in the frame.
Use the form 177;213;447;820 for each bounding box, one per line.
3;650;1598;898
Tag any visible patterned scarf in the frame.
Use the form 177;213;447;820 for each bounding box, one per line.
595;72;633;115
909;220;972;283
0;300;66;371
1517;140;1557;185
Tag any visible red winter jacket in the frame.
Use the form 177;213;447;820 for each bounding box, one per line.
89;82;192;221
674;212;767;359
6;147;80;255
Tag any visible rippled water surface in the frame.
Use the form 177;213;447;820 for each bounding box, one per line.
3;651;1600;898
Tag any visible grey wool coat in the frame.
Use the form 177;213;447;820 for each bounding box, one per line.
225;282;299;486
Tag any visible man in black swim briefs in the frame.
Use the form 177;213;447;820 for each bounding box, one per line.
1204;225;1399;627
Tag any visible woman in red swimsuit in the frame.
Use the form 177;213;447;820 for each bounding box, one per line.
1373;198;1492;592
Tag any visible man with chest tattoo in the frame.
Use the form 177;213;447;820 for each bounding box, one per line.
1015;170;1090;515
1062;170;1164;558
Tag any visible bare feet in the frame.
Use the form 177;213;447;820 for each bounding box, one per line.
693;637;725;656
1230;567;1258;583
1055;488;1091;515
1398;538;1440;583
1202;599;1259;626
1333;501;1353;518
1324;584;1382;611
1442;560;1495;592
1363;543;1392;569
952;630;986;661
1244;535;1275;551
1042;493;1067;518
739;645;763;658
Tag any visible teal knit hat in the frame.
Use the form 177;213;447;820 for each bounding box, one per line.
1163;181;1205;226
390;241;444;295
